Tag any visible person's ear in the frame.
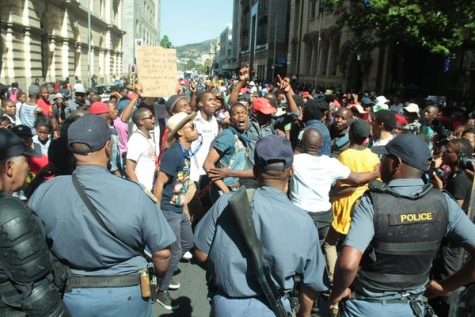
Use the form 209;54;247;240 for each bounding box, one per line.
392;156;402;171
104;139;112;158
3;159;15;178
288;166;294;178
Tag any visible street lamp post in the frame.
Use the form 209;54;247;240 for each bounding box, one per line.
88;0;92;88
132;0;136;65
315;0;324;89
272;14;278;81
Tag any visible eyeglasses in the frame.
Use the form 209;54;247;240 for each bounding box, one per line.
141;115;154;120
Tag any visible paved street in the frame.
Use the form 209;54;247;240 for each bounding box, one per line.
152;259;211;317
151;259;331;317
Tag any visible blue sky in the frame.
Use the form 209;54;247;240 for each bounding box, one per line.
160;0;233;47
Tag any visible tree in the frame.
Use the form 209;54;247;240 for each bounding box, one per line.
327;0;475;56
186;60;196;70
196;64;208;74
160;35;173;48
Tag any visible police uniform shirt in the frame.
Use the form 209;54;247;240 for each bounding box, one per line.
345;178;475;296
28;165;176;276
194;186;328;297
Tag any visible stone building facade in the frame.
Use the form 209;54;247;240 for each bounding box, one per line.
286;0;473;97
121;0;160;73
215;25;237;78
0;0;126;91
238;0;289;82
287;0;386;92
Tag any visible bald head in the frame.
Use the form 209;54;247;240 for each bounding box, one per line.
301;128;322;155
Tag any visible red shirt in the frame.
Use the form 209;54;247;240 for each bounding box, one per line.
36;98;53;117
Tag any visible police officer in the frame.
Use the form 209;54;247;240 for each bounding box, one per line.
0;129;70;316
328;134;475;317
28;115;176;317
194;135;328;317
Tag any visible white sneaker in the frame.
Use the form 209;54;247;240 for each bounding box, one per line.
182;251;193;260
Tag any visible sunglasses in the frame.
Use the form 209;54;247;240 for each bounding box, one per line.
183;123;196;130
141;115;154;120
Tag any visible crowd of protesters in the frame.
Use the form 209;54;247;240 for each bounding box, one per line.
0;66;475;317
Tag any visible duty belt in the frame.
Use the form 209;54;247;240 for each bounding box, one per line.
352;292;436;317
66;273;139;292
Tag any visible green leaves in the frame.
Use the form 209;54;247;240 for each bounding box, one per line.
328;0;474;56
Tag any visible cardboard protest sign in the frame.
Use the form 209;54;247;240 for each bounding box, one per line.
136;46;177;97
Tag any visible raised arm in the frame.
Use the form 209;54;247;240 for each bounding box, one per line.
228;66;249;107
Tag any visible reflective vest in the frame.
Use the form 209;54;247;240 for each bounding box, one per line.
357;182;448;291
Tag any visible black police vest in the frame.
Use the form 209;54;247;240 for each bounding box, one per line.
358;184;448;292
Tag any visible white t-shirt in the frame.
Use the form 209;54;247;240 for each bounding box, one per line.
289;153;351;212
126;131;156;191
190;111;219;182
32;135;51;156
370;135;394;147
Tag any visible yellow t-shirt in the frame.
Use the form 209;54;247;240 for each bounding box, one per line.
331;148;380;234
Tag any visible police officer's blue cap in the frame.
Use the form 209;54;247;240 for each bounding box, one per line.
0;129;34;160
68;114;111;154
254;135;293;171
372;134;432;171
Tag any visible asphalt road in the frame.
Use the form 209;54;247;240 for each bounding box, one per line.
152;259;211;317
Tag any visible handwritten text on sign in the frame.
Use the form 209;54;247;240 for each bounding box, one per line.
136;46;177;97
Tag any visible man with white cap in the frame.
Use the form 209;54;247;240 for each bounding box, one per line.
373;95;389;112
65;84;87;118
403;103;421;135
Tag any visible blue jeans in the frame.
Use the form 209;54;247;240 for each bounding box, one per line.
64;285;152;317
160;210;193;291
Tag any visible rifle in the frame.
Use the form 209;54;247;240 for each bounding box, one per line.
227;186;289;317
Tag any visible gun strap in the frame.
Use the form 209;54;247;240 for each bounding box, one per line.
71;174;145;258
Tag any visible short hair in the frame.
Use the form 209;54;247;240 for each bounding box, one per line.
462;128;475;136
35;116;52;129
132;107;151;126
375;110;396;131
197;91;214;105
2;99;14;108
450;138;473;158
230;103;247;114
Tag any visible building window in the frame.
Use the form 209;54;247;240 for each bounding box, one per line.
309;0;317;20
256;0;268;46
329;34;341;75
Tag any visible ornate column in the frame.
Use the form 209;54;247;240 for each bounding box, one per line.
6;22;14;82
74;42;81;79
49;35;56;82
24;27;32;88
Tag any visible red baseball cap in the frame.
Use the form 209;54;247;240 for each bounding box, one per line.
89;102;109;115
252;98;276;115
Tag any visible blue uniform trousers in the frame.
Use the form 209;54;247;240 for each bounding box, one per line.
64;285;152;317
341;297;426;317
211;294;292;317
